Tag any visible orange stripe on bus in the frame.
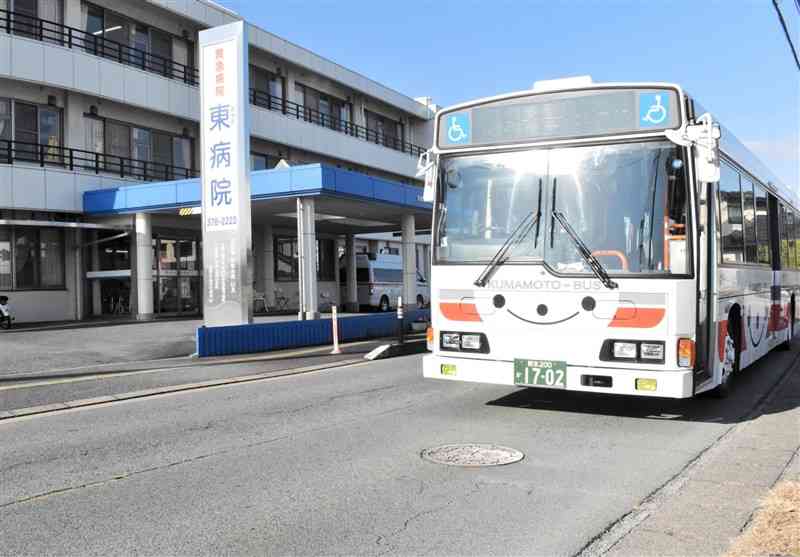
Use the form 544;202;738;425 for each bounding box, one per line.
439;302;482;322
718;320;729;360
608;307;665;328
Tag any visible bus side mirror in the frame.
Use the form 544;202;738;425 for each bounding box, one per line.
665;113;720;184
416;150;437;203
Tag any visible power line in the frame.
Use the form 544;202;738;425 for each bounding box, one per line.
773;0;800;70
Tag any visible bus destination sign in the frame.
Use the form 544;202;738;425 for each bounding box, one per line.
438;88;680;148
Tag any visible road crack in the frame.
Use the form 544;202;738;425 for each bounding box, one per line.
0;432;290;510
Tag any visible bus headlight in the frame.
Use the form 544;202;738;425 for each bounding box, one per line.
640;342;665;361
441;333;461;349
613;341;637;359
460;334;482;350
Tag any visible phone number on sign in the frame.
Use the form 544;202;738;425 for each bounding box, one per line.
206;216;238;227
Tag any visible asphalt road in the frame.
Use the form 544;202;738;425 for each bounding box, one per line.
0;346;795;556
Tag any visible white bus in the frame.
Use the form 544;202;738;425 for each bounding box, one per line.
419;77;798;398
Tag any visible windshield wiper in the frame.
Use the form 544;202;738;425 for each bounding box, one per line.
551;210;619;290
474;210;540;287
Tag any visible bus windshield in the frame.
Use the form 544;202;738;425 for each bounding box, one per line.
436;141;690;275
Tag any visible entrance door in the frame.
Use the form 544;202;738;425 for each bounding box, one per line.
154;237;202;316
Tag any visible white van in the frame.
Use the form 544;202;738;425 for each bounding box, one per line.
339;253;430;311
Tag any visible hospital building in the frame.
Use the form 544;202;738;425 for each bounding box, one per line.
0;0;437;323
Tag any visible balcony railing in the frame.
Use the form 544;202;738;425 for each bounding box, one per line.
0;139;199;182
0;9;426;161
0;9;199;85
250;90;426;158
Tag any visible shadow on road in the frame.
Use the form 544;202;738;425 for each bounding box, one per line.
486;347;800;425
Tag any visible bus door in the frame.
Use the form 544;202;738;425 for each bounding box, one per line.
694;164;715;389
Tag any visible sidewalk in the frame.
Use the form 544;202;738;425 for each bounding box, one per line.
0;311;360;377
600;362;800;557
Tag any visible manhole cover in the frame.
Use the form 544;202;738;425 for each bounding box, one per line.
421;443;524;467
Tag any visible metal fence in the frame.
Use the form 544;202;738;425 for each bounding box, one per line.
0;139;199;182
0;9;199;84
250;91;426;158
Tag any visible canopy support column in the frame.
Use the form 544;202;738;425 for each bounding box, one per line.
345;234;358;312
401;214;417;312
134;213;154;320
297;198;319;320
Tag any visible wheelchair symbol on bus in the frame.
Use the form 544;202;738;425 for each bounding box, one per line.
641;94;668;126
446;113;470;144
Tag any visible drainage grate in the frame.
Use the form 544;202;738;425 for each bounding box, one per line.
421;443;524;467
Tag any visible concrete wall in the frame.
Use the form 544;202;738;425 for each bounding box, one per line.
0;165;140;213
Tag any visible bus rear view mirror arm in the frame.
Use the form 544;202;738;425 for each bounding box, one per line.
417;150;438;203
665;113;721;184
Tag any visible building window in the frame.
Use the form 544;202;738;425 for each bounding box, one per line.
84;115;104;155
93;116;194;177
250;152;273;171
0;226;64;290
317;238;335;281
275;236;297;281
275;237;336;281
365;109;404;148
0;99;11;147
83;3;188;80
295;83;351;130
250;65;284;110
0;227;11;290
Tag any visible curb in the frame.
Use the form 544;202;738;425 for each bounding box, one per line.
0;336;400;383
0;357;368;422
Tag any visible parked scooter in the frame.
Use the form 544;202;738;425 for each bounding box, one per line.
0;296;13;329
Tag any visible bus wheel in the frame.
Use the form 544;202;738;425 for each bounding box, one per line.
710;311;741;398
379;296;390;312
779;296;795;351
416;295;424;309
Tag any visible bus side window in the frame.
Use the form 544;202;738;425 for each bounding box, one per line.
754;185;771;265
781;205;791;268
719;163;744;264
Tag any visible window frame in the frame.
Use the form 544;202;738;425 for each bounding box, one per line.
0;225;66;291
89;114;194;174
717;160;774;268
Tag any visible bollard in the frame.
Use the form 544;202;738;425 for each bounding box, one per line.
330;305;341;354
397;296;404;345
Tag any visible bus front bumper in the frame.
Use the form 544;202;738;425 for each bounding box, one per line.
423;354;694;398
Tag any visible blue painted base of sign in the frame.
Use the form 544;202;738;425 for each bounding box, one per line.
196;310;430;357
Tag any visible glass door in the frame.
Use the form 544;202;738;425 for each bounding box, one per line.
153;237;202;316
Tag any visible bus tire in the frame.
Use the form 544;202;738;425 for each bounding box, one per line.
416;295;424;309
779;296;795;351
710;310;741;398
379;296;390;312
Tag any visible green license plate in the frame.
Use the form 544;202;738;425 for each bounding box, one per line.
513;359;567;389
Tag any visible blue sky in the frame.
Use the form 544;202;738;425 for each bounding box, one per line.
223;0;799;189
